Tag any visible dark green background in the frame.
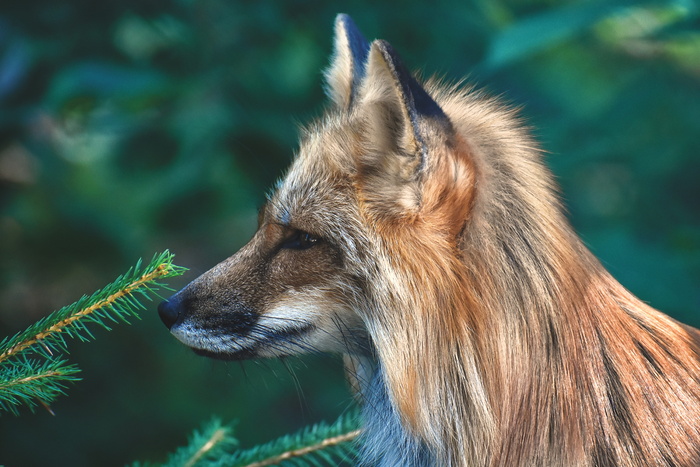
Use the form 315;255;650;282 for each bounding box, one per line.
1;1;698;465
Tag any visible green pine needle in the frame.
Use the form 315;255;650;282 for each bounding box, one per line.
0;251;185;362
133;411;361;467
215;410;361;467
0;358;81;415
131;419;239;467
0;250;187;415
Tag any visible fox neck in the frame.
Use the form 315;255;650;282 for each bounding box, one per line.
351;103;700;465
461;128;700;464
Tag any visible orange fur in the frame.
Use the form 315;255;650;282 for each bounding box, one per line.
159;15;700;466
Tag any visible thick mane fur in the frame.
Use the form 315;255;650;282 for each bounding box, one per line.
350;80;700;466
161;16;700;467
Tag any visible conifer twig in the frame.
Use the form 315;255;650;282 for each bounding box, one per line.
215;409;361;467
0;251;186;415
129;418;238;467
1;262;175;362
184;427;231;467
131;405;361;466
242;429;362;467
0;359;80;414
0;251;185;363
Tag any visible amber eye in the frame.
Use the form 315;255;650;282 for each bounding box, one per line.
280;230;320;250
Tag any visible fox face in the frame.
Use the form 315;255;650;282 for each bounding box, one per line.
157;15;471;364
157;160;368;359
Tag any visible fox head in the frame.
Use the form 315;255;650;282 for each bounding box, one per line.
158;14;480;363
157;15;527;449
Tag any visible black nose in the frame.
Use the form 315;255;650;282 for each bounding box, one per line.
158;298;181;330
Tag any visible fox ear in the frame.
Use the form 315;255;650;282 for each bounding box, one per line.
324;14;371;109
357;40;453;217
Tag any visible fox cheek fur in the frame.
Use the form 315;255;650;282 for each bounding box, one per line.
159;13;700;467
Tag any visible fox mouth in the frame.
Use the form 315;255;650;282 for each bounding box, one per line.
178;323;316;361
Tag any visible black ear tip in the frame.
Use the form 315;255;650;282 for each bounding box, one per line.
335;14;358;37
373;39;391;52
371;40;401;72
336;13;370;58
335;13;357;30
371;39;448;123
336;13;351;24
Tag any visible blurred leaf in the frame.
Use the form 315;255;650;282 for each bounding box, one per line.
44;62;168;111
0;34;31;102
484;0;656;69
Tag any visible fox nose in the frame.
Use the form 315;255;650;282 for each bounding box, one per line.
158;298;181;330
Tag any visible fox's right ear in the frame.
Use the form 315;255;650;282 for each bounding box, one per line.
324;14;370;109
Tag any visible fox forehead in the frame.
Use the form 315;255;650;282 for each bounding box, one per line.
268;117;363;229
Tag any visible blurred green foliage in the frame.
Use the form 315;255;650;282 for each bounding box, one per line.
0;0;698;465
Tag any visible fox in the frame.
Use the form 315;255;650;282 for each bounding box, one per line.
157;14;700;467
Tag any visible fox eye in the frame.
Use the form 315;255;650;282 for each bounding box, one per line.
281;230;320;250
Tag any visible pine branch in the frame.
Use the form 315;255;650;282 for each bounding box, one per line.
131;419;238;467
132;411;362;467
240;429;361;467
0;251;186;415
215;410;361;467
0;251;185;362
182;421;235;467
0;358;80;415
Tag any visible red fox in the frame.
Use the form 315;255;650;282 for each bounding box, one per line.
158;14;700;466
